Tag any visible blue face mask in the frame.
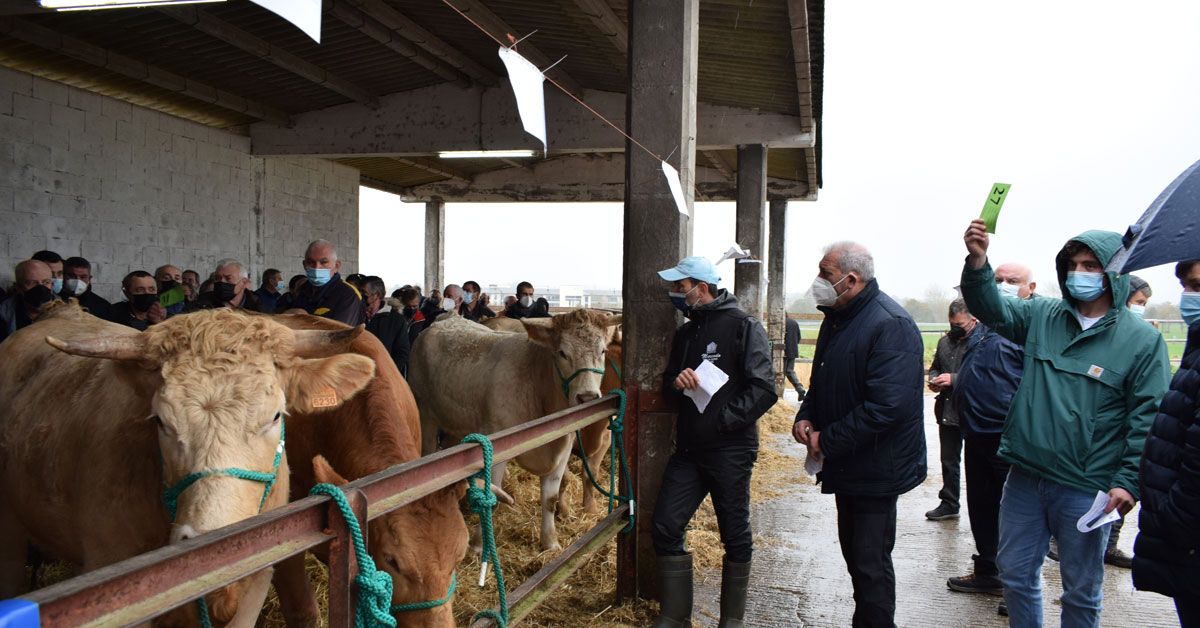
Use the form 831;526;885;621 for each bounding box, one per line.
52;277;63;294
1065;271;1105;302
306;267;332;287
276;281;287;293
462;291;475;305
668;284;701;315
1181;292;1200;327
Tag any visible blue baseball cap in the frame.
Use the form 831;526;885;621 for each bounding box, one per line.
658;256;721;285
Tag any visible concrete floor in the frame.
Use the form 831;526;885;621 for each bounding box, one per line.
691;392;1181;627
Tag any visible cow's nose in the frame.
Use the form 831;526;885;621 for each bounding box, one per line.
171;525;198;543
575;391;599;404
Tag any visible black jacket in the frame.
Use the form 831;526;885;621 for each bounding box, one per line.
951;322;1024;437
196;289;263;312
929;329;971;427
459;302;497;322
795;280;927;496
63;289;113;321
506;297;551;319
784;317;801;360
367;305;412;377
1133;325;1200;600
661;290;777;451
284;274;364;326
106;301;151;331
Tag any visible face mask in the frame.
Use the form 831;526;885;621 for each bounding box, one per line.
402;306;417;318
276;281;287;293
213;281;237;303
1181;293;1200;327
948;325;968;339
130;293;158;312
998;282;1022;299
1128;303;1146;318
441;297;456;311
519;296;534;308
668;284;701;315
159;280;178;294
23;285;55;309
65;278;88;296
51;278;63;293
1065;271;1106;302
811;275;849;307
306;267;332;287
463;292;476;305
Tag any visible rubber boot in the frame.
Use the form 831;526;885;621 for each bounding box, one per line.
718;558;752;628
651;554;693;628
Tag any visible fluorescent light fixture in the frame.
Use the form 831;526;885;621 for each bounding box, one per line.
437;150;537;159
42;0;226;10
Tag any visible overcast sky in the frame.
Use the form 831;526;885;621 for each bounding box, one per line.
361;0;1200;306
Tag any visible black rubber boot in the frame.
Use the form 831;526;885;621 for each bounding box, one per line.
651;554;693;628
718;558;752;628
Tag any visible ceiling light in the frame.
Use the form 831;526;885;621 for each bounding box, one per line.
42;0;226;11
437;150;537;159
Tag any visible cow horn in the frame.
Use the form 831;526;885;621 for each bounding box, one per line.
45;334;148;361
291;325;364;357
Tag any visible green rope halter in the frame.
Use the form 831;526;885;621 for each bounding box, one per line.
461;433;509;627
309;483;398;628
575;388;636;532
553;361;605;400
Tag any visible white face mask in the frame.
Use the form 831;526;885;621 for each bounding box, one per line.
1128;303;1146;318
811;275;849;307
64;278;88;296
519;295;534;308
998;282;1022;299
441;297;456;311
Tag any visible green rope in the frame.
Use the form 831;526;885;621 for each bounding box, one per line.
574;389;636;532
390;571;458;613
309;483;397;628
461;433;508;628
553;362;605;400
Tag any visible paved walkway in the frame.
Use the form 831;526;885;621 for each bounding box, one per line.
692;393;1180;627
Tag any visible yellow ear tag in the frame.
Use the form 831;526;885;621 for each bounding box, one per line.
311;387;338;408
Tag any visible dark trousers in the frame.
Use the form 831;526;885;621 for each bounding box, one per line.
651;448;756;562
964;433;1010;577
784;359;806;394
938;424;963;510
835;493;898;628
1107;513;1125;553
1177;595;1200;628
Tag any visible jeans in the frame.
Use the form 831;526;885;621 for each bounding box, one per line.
964;433;1009;577
997;468;1110;628
652;448;757;562
937;424;963;511
836;494;898;628
784;359;806;395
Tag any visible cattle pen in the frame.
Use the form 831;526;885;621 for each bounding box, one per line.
4;395;626;627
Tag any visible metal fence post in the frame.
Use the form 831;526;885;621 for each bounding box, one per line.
325;487;368;628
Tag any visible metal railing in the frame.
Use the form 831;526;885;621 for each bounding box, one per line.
12;394;625;628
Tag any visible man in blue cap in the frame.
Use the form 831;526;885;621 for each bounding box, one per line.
650;256;777;628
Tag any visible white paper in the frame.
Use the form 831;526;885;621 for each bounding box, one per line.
497;47;547;153
1076;491;1122;533
683;359;729;413
804;449;823;476
251;0;322;43
661;161;689;216
714;244;752;265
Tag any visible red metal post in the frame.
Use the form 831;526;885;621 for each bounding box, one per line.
326;487;368;628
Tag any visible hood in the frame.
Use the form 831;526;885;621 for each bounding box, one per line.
689;289;741;317
1055;230;1129;312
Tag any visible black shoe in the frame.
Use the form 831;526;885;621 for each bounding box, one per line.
651;554;693;628
1105;548;1132;569
998;601;1008;616
718;558;751;627
925;503;960;521
947;573;1003;595
1047;539;1059;562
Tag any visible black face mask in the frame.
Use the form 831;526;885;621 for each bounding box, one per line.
22;285;55;309
402;306;417;319
159;280;179;293
949;324;970;339
213;281;237;303
130;293;158;312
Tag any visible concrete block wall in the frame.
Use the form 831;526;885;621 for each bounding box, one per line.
0;67;359;302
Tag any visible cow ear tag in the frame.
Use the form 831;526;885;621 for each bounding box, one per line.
311;387;338;409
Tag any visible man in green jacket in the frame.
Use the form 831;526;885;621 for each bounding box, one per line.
961;219;1169;627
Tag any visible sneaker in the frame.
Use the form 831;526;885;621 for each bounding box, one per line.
1047;539;1059;562
1105;548;1132;569
998;601;1008;616
925;503;960;520
947;573;1003;595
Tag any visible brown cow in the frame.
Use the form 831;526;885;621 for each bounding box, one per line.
0;303;373;626
271;314;469;628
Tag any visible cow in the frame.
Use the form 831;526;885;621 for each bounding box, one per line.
270;314;470;628
0;303;374;626
409;310;620;551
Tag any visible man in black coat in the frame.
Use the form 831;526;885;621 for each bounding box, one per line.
783;316;806;397
1134;259;1200;626
362;276;412;377
793;241;926;627
505;281;552;319
60;256;112;321
650;256;777;628
284;239;365;326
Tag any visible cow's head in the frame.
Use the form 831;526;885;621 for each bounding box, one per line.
46;310;375;623
523;310;622;405
314;457;469;628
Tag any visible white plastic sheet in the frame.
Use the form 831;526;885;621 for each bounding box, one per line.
251;0;322;43
661;160;689;216
497;47;547;153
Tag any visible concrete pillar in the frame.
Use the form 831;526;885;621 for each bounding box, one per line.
423;200;444;294
767;199;788;396
734;145;768;320
618;0;699;599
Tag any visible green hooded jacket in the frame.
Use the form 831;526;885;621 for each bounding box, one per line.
960;230;1170;498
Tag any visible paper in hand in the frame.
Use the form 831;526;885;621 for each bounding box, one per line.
804;449;823;477
1076;490;1121;533
683;359;729;413
980;182;1011;233
497;47;548;153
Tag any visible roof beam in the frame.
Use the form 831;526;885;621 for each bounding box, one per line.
0;17;290;125
568;0;627;56
391;156;472;182
250;84;813;156
161;6;379;108
702;150;733;181
440;0;581;94
347;0;499;86
786;0;815;135
326;0;471;88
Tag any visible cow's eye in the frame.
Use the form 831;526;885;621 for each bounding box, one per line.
558;350;567;359
152;415;163;428
273;412;282;423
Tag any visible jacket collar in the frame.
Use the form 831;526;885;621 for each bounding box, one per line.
817;279;880;322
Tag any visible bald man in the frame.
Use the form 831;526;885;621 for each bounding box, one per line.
994;263;1036;299
0;260;58;342
285;239;364;326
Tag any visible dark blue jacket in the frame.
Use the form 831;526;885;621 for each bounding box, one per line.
1133;325;1200;600
951;322;1025;437
794;280;927;496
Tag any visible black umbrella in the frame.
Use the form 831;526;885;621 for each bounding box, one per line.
1108;158;1200;273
